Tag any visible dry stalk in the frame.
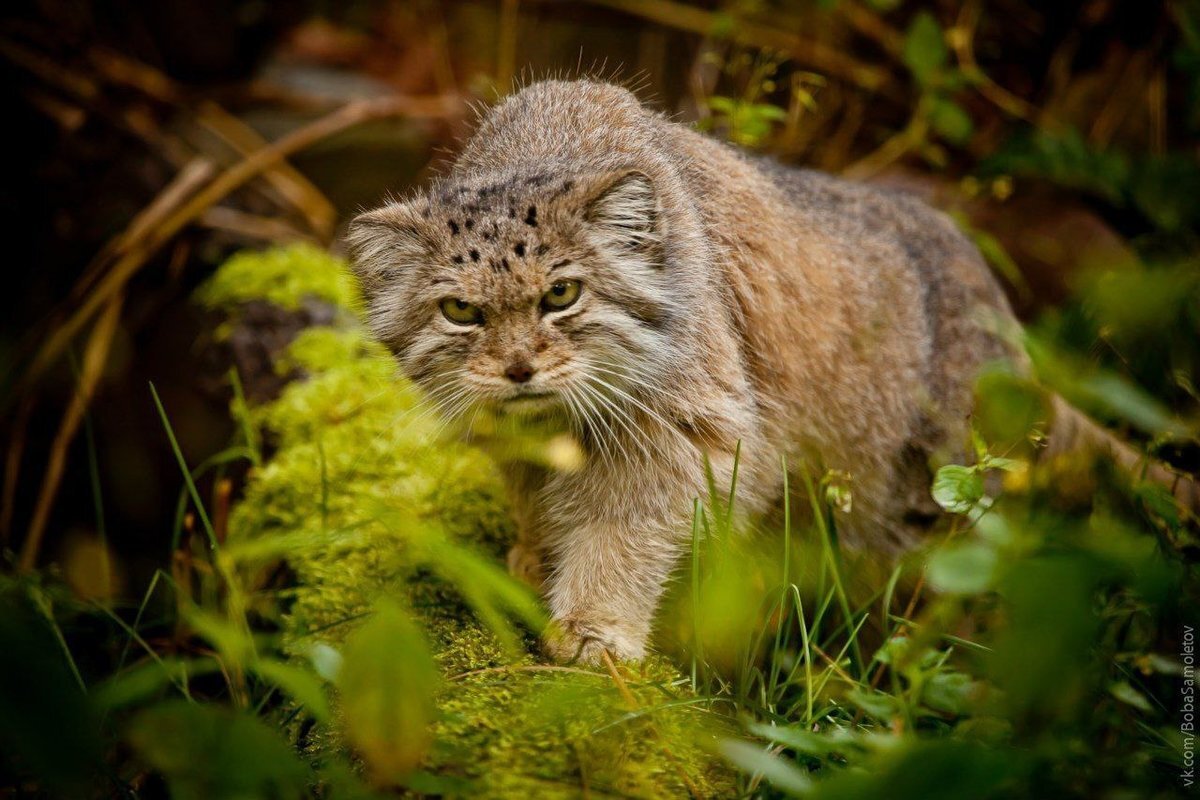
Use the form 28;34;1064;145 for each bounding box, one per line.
19;294;124;571
581;0;892;95
600;649;705;798
26;94;461;388
87;47;339;240
951;0;1042;125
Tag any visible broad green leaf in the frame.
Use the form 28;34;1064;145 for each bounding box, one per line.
719;739;813;796
929;97;974;144
980;455;1022;473
183;605;254;666
932;465;984;513
973;368;1051;449
1109;681;1153;712
970;226;1026;290
128;702;309;800
1026;334;1186;436
928;541;999;594
922;671;979;715
424;535;547;654
847;687;902;720
745;721;842;757
338;600;439;784
904;11;948;85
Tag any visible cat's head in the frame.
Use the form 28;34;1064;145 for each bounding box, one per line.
347;168;679;427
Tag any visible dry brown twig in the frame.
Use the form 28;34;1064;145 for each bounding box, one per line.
837;0;904;58
86;47;339;240
18;294;124;572
1;156;212;546
842;96;930;179
950;0;1043;125
194;102;338;241
199;207;316;244
580;0;894;95
600;649;705;798
7;89;462;567
26;93;461;389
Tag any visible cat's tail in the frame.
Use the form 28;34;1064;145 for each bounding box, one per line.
1043;394;1199;513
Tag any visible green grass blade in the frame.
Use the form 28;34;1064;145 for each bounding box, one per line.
149;382;218;551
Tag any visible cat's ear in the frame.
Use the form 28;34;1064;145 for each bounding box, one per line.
346;202;427;299
581;170;661;257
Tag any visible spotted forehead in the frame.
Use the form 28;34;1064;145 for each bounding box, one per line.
419;172;578;275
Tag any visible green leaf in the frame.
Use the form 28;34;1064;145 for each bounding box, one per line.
745;721;841;757
92;657;222;710
424;535;547;654
932;465;984;514
707;96;736;114
1109;681;1154;712
0;591;103;795
972;367;1051;449
719;739;813;796
847;687;902;720
928;97;974;144
980;456;1022;473
183;605;254;667
922;671;979;715
904;11;948;85
1135;481;1181;527
127;702;310;800
969;225;1026;290
337;600;440;784
252;658;332;722
1025;334;1186;436
928;542;999;594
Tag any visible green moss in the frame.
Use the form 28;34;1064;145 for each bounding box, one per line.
204;247;733;798
195;242;362;313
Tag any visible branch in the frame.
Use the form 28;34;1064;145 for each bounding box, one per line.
579;0;894;94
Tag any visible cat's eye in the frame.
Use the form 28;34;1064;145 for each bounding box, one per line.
440;298;484;325
541;279;581;312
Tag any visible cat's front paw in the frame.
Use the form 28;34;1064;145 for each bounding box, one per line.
542;616;646;665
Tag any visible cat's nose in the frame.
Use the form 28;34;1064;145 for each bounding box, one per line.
505;361;536;383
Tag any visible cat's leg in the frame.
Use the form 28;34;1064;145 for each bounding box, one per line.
537;420;766;664
502;464;549;590
540;514;682;664
506;539;546;589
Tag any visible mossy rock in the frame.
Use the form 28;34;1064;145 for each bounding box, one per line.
202;244;733;798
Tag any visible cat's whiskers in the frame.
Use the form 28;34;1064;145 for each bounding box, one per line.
585;371;695;455
584;360;692;410
584;356;698;414
577;375;652;462
567;380;624;467
560;384;606;467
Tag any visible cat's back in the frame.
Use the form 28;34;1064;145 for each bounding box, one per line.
756;159;1001;301
454;79;674;177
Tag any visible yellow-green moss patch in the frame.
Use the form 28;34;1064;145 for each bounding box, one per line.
206;246;733;798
